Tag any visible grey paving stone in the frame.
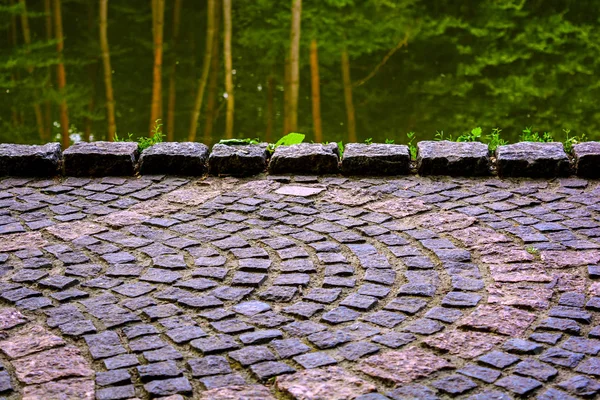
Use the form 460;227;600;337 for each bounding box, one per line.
513;359;557;382
293;351;337;369
140;142;208;175
494;375;542;395
250;361;295;380
417;141;490;176
63;141;138;176
458;363;501;383
270;143;340;174
573;142;600;178
0;143;62;177
496;142;570;178
432;374;477;395
188;356;232;377
208;144;268;176
342;143;410;175
137;361;182;381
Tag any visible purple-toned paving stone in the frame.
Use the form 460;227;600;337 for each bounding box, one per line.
2;174;600;397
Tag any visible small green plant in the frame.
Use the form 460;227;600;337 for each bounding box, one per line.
385;138;395;144
562;128;587;153
218;132;305;154
526;246;539;255
115;119;164;151
520;127;553;143
434;130;454;141
486;128;507;151
218;138;260;145
337;141;344;157
406;131;417;159
456;127;483;142
268;132;305;153
364;137;373;145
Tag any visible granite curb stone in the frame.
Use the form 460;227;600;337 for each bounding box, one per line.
573;142;600;178
63;141;139;176
417;141;490;176
0;143;62;176
140;142;209;175
496;142;570;178
270;143;340;174
342;143;410;176
208;144;268;176
4;140;600;178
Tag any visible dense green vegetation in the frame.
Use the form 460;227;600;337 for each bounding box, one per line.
1;0;599;146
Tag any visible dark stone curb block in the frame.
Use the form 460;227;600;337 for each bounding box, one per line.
208;143;268;176
140;142;208;175
573;142;600;178
270;143;339;174
3;140;600;178
63;141;139;176
0;143;62;177
342;143;410;176
496;142;570;178
417;141;490;176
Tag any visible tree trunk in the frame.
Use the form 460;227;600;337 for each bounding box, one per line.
149;0;165;135
288;0;302;132
265;74;274;143
222;0;234;138
283;56;290;135
310;39;322;143
203;0;221;144
83;1;96;142
43;0;52;140
166;0;182;142
341;47;356;143
18;0;45;142
53;0;70;148
100;0;116;141
9;0;20;126
188;0;215;142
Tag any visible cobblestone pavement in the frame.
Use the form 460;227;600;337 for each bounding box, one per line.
0;174;600;399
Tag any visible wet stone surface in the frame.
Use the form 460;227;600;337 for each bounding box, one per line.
0;174;600;398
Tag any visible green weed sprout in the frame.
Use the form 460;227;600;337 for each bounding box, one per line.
486;128;507;151
406;131;417;159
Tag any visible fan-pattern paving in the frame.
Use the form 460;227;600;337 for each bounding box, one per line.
0;174;599;399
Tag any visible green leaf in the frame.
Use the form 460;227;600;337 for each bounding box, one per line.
274;132;305;147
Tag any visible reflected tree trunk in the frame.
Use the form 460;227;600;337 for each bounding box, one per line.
53;0;70;148
19;0;45;141
203;0;221;144
288;0;302;132
166;0;182;142
149;0;165;136
223;0;233;138
100;0;116;141
341;47;356;143
43;0;52;140
265;74;274;143
188;0;215;142
310;38;322;143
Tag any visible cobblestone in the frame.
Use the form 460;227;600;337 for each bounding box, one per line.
1;174;600;398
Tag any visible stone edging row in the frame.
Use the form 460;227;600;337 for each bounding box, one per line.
0;140;598;178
